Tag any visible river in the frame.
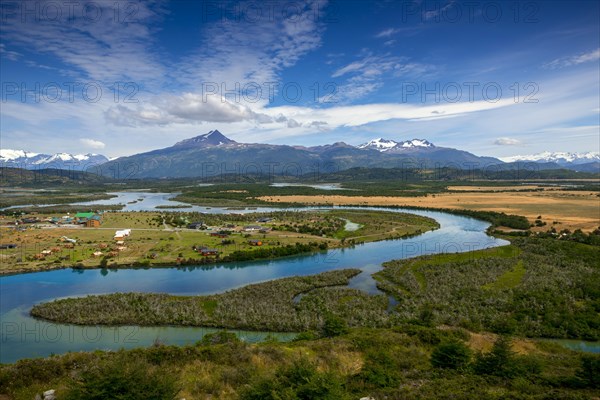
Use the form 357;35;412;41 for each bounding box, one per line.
1;193;595;363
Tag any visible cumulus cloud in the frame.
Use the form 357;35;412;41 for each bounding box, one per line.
494;137;522;146
105;93;273;127
79;138;106;149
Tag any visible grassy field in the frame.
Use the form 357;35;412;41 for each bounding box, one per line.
256;188;600;231
0;210;437;274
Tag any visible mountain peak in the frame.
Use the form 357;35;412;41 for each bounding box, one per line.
358;138;435;152
174;130;236;148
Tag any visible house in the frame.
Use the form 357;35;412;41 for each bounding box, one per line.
92;251;103;257
85;215;102;227
243;225;264;232
75;212;95;223
210;231;229;238
187;222;205;230
61;236;77;244
21;217;40;224
0;244;17;249
248;239;263;246
198;247;219;256
41;249;52;255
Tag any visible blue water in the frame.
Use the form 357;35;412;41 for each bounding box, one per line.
0;206;509;363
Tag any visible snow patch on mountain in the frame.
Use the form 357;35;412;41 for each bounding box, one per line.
500;151;600;165
358;138;434;152
0;149;109;170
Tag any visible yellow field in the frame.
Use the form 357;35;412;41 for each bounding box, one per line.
257;189;600;232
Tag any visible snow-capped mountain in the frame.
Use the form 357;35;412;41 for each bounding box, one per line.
500;151;600;165
0;149;109;170
358;138;434;152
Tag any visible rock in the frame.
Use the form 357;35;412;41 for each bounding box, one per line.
43;389;56;400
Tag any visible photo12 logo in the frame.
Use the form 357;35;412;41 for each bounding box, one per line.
0;1;140;23
1;81;139;103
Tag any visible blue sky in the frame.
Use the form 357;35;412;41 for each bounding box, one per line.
1;0;599;157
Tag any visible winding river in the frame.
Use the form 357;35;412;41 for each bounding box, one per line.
1;194;594;363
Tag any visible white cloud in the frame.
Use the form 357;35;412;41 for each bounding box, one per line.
0;43;22;61
330;54;437;103
174;0;326;93
375;28;398;38
0;0;167;83
494;137;521;146
79;138;106;149
543;48;600;69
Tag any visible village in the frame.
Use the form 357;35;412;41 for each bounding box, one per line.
0;210;343;273
0;209;438;274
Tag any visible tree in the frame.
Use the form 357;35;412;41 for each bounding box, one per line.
576;355;600;388
473;336;519;378
431;341;472;370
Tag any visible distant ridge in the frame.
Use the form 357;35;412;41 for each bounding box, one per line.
97;131;503;178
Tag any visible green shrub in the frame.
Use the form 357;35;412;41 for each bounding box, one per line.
241;358;347;400
63;357;179;400
199;331;241;346
431;341;472;370
576;355;600;388
322;314;349;337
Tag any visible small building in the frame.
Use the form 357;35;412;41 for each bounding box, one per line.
92;251;103;257
187;222;205;230
210;232;229;238
75;212;95;223
85;215;102;227
0;244;17;249
198;247;219;256
257;217;273;223
248;239;263;246
243;225;264;232
41;249;52;255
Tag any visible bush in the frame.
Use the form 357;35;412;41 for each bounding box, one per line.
431;341;472;370
63;357;179;400
241;358;347;400
199;331;240;346
322;314;349;337
576;355;600;388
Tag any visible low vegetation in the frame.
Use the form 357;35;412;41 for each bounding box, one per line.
376;237;600;340
1;327;598;400
31;269;374;332
32;237;600;341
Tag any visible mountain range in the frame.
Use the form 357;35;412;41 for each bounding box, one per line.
96;130;506;179
0;149;109;171
1;131;598;178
